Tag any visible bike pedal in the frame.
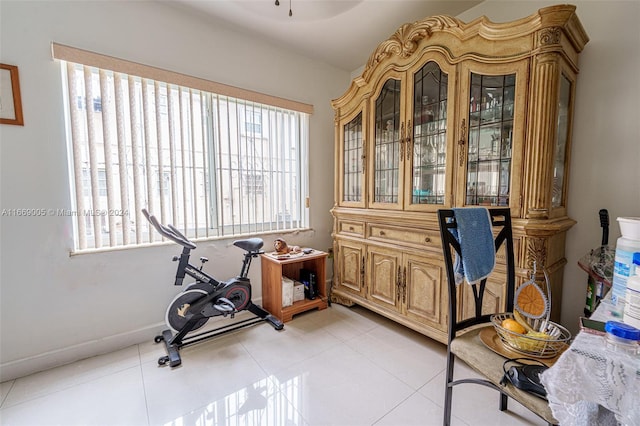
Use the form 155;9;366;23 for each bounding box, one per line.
213;297;235;312
214;304;234;312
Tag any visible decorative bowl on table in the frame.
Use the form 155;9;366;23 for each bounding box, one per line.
490;313;571;358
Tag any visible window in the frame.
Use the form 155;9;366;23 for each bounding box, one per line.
57;51;311;252
245;110;262;134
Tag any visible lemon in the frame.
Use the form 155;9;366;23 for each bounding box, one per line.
502;318;526;335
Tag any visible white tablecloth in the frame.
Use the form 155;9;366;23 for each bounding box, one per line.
540;302;640;425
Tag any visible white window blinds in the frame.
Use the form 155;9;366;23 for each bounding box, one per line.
56;45;311;252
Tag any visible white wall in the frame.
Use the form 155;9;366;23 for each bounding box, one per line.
0;0;348;381
458;1;640;329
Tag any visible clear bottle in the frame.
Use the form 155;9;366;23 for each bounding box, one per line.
604;321;640;355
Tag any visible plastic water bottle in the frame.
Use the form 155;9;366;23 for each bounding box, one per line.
603;321;640;426
624;265;640;328
611;218;640;316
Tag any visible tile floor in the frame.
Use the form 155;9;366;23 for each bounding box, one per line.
0;304;546;426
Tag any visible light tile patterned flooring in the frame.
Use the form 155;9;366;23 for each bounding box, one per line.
0;304;546;425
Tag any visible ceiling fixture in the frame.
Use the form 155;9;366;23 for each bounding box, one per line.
274;0;292;17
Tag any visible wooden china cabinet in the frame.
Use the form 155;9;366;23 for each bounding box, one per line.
331;5;589;343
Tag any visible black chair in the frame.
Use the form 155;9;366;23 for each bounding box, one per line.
437;208;556;426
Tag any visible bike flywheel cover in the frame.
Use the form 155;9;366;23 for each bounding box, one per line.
165;289;209;333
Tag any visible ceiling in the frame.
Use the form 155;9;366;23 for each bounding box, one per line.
165;0;483;72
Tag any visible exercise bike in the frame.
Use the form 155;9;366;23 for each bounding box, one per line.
143;209;284;367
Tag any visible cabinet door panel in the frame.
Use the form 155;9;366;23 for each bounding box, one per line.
367;246;401;310
336;240;365;297
551;73;573;211
456;61;528;217
338;107;366;208
370;75;405;210
404;254;446;330
406;57;456;211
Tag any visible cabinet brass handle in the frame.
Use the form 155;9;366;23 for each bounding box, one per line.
361;138;366;174
397;265;402;301
403;266;407;303
406;119;412;161
379;230;386;236
349;226;355;231
424;237;431;243
458;118;466;167
399;122;405;160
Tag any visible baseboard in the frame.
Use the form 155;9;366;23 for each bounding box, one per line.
1;296;269;382
0;322;164;383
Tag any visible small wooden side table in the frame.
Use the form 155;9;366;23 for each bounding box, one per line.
260;250;328;322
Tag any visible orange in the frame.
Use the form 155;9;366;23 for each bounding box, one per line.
502;318;526;335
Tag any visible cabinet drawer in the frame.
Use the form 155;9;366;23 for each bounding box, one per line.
338;220;365;236
369;224;441;249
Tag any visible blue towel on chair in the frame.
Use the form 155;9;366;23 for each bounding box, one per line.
450;208;496;285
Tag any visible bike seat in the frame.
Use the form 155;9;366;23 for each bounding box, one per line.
233;238;264;253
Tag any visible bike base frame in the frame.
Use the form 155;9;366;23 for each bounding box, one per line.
155;303;283;367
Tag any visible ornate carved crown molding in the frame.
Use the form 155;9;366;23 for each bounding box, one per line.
357;5;588;85
333;4;588;111
361;16;459;81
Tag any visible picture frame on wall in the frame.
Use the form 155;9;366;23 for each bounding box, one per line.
0;63;24;126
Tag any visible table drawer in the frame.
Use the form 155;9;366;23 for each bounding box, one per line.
369;224;440;249
338;220;365;237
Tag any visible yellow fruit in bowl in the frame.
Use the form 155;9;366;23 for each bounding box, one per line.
513;310;535;333
506;329;553;353
502;318;526;335
519;331;552;352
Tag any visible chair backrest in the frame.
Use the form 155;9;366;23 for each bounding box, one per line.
437;208;516;343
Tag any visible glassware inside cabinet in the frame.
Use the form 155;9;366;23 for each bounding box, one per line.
466;73;515;207
374;79;402;204
411;62;448;205
343;112;363;202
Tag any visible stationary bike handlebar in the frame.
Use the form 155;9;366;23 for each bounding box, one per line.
142;209;196;250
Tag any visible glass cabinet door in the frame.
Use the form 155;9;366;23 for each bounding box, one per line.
340;111;364;206
552;75;572;208
410;61;449;207
372;78;402;207
465;73;516;207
